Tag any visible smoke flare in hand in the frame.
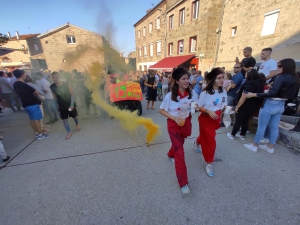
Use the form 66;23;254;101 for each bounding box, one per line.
85;62;161;144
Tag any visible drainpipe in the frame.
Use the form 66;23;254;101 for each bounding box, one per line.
213;0;225;67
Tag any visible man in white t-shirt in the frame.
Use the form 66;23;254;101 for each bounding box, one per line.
258;48;277;82
155;71;160;82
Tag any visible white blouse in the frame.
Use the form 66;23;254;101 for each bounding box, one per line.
160;92;198;117
197;90;227;112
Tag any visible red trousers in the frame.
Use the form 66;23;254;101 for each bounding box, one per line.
196;110;221;163
167;116;192;188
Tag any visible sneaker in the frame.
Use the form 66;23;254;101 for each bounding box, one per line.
35;133;39;138
205;164;214;177
259;145;274;154
181;185;190;194
37;134;51;140
243;143;258;152
169;157;175;163
226;133;235;140
220;122;225;127
246;131;250;134
3;156;10;162
193;140;201;153
236;134;245;140
260;138;270;144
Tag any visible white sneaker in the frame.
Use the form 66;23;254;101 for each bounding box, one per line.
236;134;245;140
181;185;190;194
244;143;258;152
246;131;250;134
260;138;270;144
205;164;214;177
259;145;274;154
226;133;235;140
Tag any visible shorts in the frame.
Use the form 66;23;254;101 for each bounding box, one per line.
59;108;78;119
25;104;43;120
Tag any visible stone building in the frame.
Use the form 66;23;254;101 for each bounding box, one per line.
133;0;167;71
216;0;300;71
38;23;104;72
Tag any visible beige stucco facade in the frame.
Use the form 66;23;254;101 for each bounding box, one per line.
134;0;167;71
38;24;104;72
216;0;300;71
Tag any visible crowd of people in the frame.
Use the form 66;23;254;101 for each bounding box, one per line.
158;47;300;194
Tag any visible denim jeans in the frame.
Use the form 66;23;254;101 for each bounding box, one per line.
254;99;285;145
43;99;59;121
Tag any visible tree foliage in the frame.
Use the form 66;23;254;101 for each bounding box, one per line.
0;33;9;46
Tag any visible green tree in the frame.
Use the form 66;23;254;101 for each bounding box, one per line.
0;33;9;46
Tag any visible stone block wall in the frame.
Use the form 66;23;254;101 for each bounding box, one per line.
217;0;300;72
39;26;104;72
2;39;31;62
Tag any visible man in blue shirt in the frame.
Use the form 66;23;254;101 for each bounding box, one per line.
227;63;243;106
189;69;203;99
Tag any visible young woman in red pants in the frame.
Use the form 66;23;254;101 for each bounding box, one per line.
195;68;227;177
159;67;197;194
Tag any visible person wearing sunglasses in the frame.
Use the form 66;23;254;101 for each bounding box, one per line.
243;58;300;153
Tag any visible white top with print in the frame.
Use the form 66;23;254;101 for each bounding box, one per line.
197;90;227;112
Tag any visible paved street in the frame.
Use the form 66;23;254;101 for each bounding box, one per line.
0;100;300;225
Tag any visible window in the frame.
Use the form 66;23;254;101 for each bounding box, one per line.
139;66;142;71
169;43;173;56
149;23;153;33
34;44;39;51
231;27;237;37
144;46;147;57
143;27;146;36
157;41;161;55
138;30;141;39
139;47;142;57
261;9;280;36
190;36;197;52
169;15;174;30
150;43;154;56
67;36;76;44
178;40;184;54
179;8;185;26
157;17;161;29
144;65;147;71
192;0;199;20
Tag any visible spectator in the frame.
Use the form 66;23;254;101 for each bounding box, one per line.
227;63;244;106
258;48;277;82
162;74;169;100
145;70;157;110
0;139;10;162
36;72;59;124
0;71;20;112
236;47;256;77
189;68;204;99
13;69;50;140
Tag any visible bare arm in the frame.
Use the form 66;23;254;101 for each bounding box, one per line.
266;70;277;80
159;109;175;120
235;94;246;113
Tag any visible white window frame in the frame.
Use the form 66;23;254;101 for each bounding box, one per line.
178;40;184;54
150;43;154;57
34;43;39;51
139;47;142;57
169;15;174;30
192;0;199;20
261;9;280;36
169;43;173;56
149;22;153;33
144;46;147;57
190;37;197;52
138;30;141;39
157;41;161;55
143;27;146;36
179;8;185;26
231;27;237;37
157;17;161;29
67;35;76;44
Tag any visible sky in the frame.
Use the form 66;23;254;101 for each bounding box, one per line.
0;0;161;56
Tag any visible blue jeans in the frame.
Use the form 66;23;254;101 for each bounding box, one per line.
43;99;59;121
254;99;285;145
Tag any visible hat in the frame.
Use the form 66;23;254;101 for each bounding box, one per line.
172;67;188;80
207;68;223;81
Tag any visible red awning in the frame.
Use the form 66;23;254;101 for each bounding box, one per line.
149;54;195;72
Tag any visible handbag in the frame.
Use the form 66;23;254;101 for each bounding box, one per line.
283;97;300;115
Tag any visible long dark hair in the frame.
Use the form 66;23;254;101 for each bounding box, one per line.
171;67;192;102
279;58;297;77
203;67;223;94
246;70;260;81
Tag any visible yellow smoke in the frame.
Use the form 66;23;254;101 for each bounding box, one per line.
85;62;161;144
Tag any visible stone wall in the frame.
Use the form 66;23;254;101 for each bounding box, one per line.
26;36;44;57
166;0;223;71
217;0;300;72
39;26;104;72
134;0;167;70
2;39;31;62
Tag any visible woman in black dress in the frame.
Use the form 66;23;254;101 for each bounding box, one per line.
145;70;157;110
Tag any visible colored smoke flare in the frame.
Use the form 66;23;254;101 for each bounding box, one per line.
85;62;161;144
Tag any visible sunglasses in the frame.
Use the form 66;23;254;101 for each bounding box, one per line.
233;67;240;69
277;65;282;68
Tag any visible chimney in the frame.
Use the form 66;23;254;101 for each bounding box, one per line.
7;32;11;38
16;31;20;39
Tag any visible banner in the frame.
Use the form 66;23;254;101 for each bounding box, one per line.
109;81;143;102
